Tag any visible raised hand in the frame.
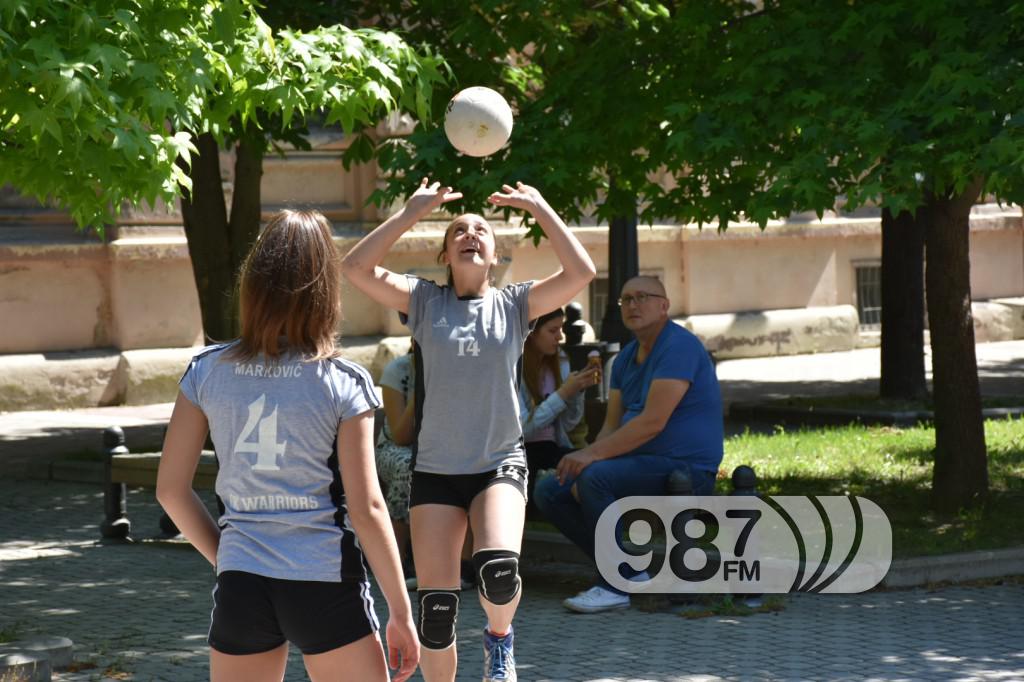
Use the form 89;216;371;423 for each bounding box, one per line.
405;178;463;218
487;181;547;213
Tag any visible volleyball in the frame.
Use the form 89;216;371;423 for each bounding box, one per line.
443;86;513;157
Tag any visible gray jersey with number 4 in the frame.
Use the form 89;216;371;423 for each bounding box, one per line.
403;276;533;475
179;343;380;583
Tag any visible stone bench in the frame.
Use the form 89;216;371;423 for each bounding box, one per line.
110;452;218;489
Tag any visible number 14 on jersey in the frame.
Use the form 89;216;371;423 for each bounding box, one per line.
457;337;481;357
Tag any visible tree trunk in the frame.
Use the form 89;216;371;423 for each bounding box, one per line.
227;130;265;316
879;207;927;400
925;179;988;511
178;129;265;343
179;133;235;343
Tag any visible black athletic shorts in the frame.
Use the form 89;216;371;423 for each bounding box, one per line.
208;571;379;656
409;464;528;510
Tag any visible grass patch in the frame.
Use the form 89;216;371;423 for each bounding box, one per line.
721;415;1024;558
678;594;787;619
0;621;24;643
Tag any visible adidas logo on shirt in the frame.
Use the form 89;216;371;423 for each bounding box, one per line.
433;316;449;328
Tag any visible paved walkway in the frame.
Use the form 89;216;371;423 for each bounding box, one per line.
2;342;1023;680
2;479;1023;681
713;338;1024;406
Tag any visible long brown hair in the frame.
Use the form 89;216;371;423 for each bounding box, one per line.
230;209;341;361
522;308;565;408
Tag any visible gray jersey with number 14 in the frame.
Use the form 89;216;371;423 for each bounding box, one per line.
402;276;533;475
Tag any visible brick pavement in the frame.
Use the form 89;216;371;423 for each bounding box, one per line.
1;479;1023;682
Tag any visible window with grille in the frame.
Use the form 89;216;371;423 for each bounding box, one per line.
855;263;882;329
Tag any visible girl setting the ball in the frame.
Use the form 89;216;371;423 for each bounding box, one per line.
341;178;595;682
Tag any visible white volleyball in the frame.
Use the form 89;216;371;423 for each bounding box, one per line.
443;86;513;157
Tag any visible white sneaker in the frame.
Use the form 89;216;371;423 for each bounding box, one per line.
562;585;630;613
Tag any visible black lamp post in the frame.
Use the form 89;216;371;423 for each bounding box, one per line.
600;211;639;345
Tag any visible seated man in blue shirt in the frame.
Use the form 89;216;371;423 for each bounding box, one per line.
534;275;724;613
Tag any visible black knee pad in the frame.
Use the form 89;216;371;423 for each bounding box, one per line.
417;589;459;650
473;549;521;606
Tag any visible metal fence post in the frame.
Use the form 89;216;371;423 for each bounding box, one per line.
100;426;131;540
730;465;758;496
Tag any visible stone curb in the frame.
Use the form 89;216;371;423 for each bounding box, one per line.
0;339;384;413
882;547;1024;588
677;305;860;360
729;401;1024;427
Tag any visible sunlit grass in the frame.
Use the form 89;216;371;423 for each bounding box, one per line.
721;416;1024;557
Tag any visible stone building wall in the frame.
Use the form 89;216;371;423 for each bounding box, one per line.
1;133;1022;410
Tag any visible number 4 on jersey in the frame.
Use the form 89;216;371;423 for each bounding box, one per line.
234;394;287;471
457;337;481;357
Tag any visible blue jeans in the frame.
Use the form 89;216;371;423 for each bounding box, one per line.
534;455;717;594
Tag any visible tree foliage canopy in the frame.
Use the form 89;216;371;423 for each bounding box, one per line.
369;0;1024;233
369;0;683;230
658;0;1024;226
0;0;446;229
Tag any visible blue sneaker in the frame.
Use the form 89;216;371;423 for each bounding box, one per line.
482;627;516;682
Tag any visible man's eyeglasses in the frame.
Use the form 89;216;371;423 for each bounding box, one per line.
617;292;666;307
